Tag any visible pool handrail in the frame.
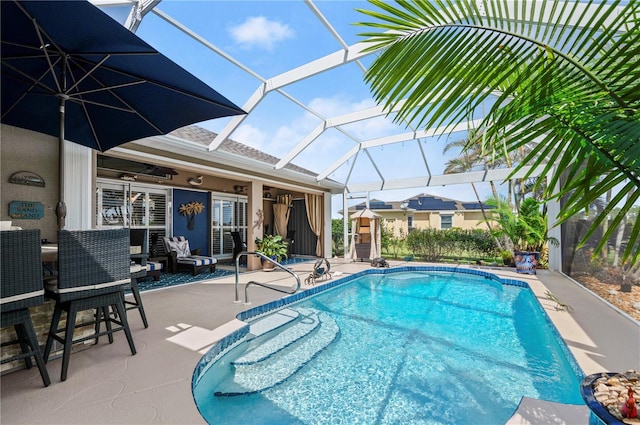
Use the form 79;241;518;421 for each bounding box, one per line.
234;251;301;305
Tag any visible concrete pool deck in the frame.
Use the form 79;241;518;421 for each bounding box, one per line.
1;259;638;424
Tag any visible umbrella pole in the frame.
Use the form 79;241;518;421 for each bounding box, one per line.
56;94;67;230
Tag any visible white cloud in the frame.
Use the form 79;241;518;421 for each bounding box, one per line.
233;124;267;150
228;16;294;50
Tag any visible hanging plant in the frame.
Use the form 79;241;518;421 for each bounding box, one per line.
179;201;205;230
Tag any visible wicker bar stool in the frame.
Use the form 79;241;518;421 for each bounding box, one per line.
43;229;136;382
128;228;150;328
0;229;51;387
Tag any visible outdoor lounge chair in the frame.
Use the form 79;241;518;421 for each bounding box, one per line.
130;229;163;281
161;236;217;275
304;258;332;286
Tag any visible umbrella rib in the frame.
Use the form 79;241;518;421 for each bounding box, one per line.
73;57;242;113
65;62;165;138
66;97;136;113
69;80;147;98
66;55;111;93
80;99;103;152
31;15;64;94
0;59;61;119
1;56;62;95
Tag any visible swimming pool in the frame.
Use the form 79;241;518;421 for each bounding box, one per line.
193;267;584;424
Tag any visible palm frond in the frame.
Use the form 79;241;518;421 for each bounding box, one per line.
356;0;640;265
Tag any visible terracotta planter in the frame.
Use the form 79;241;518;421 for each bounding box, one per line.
261;258;276;271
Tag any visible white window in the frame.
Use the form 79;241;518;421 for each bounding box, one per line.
441;214;453;229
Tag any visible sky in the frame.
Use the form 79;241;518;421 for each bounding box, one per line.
100;0;505;217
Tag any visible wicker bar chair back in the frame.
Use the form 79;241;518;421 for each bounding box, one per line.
43;229;136;381
128;228;149;328
0;229;51;386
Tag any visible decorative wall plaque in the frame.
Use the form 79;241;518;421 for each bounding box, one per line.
8;171;45;187
8;201;44;219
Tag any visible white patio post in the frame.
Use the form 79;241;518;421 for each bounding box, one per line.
63;141;93;230
246;180;264;271
323;193;331;258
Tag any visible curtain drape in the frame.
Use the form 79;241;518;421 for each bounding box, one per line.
349;218;357;260
304;193;323;256
273;203;289;238
370;218;380;259
273;194;292;238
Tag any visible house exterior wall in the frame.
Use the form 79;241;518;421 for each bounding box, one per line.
369;209;491;237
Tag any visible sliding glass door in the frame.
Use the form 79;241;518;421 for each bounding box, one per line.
211;194;247;258
96;180;170;253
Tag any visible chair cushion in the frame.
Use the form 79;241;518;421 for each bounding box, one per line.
167;239;191;258
162;236;186;252
0;290;44;305
130;264;145;274
146;261;163;272
130;245;142;255
177;256;217;266
45;278;129;294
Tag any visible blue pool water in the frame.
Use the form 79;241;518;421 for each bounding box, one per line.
193;269;584;424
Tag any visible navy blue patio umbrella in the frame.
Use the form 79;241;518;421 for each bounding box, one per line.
1;0;245;228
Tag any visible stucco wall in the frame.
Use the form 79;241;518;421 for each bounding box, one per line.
376;210;491;236
1;125;59;242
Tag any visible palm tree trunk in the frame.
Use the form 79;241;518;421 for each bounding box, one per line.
471;182;503;250
490;181;499;202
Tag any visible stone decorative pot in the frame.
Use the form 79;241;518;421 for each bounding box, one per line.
581;371;640;425
513;251;539;274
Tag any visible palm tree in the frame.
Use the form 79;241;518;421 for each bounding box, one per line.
442;135;498;241
355;0;640;266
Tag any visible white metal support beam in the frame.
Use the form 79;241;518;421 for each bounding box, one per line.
275;100;411;169
316;119;484;181
207;41;381;150
345;164;546;193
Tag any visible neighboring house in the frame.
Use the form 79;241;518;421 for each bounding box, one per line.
348;194;493;237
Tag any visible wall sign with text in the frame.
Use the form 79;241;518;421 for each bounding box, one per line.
8;171;45;187
9;201;44;219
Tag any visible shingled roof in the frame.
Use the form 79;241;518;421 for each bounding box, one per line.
349;194;492;212
169;125;317;177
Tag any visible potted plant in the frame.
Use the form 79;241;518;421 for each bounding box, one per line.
500;249;513;266
255;234;288;270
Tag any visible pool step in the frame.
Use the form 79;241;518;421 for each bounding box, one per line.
233;308;320;365
248;308;299;339
214;309;339;396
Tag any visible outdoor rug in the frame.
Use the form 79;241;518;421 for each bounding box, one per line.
135;269;234;293
134;257;312;293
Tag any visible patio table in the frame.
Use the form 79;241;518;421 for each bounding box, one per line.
41;245;58;263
